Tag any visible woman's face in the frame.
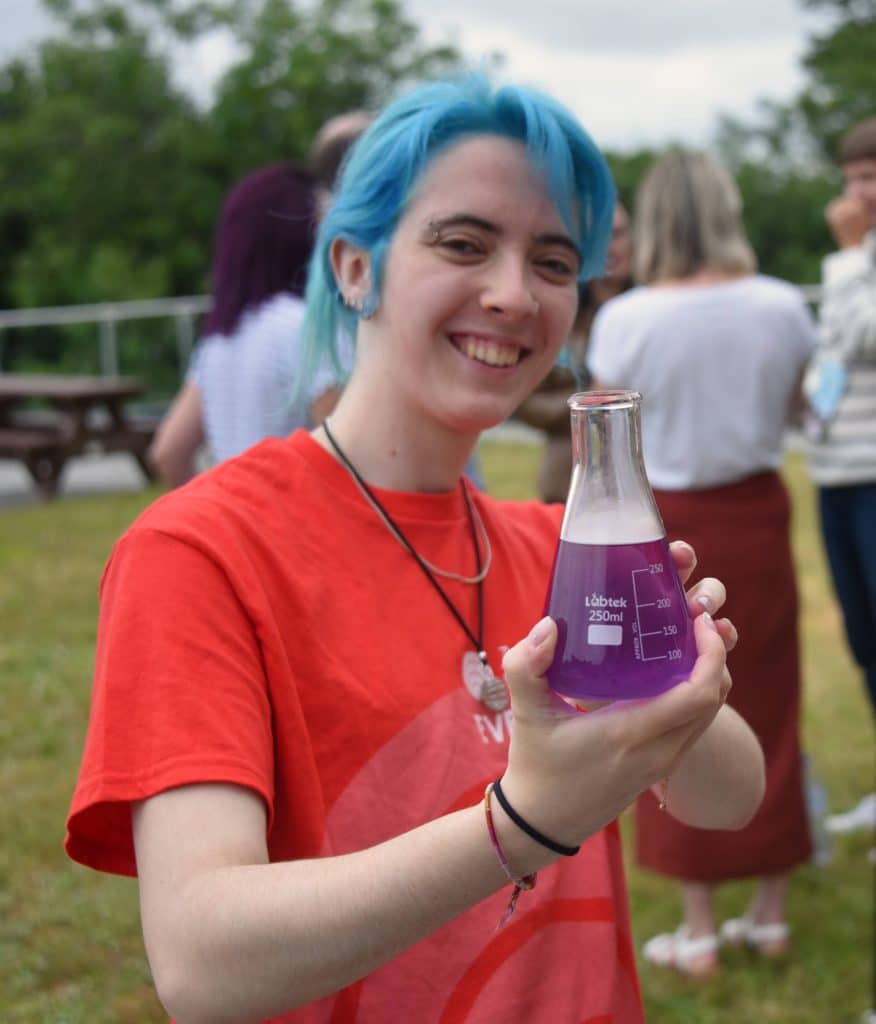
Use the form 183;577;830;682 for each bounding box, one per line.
842;158;876;227
356;135;582;435
604;204;632;280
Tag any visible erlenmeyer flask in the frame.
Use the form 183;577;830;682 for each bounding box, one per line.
545;390;696;701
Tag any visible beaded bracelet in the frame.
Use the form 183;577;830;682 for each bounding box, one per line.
483;783;537;928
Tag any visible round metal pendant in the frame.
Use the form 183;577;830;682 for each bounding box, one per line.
461;651;509;712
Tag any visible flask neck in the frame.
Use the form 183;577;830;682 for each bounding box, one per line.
563;391;665;544
571;401;645;479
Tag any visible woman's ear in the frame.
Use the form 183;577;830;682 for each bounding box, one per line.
330;238;372;308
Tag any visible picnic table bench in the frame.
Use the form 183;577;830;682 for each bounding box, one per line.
0;374;159;499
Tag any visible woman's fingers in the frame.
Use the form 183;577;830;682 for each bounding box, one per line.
669;540;697;585
714;617;738;653
669;543;737;653
501;617;571;720
591;611;728;740
684;575;737;653
502;610;732;844
685;576;726;617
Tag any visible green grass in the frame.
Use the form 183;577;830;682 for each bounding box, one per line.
1;445;872;1022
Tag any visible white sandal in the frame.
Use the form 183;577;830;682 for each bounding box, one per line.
642;924;720;976
719;915;790;955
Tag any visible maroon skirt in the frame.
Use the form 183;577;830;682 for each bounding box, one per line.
635;471;812;882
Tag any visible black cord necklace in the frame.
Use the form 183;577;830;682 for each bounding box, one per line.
322;420;508;712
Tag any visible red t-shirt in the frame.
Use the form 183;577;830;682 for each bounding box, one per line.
66;431;644;1023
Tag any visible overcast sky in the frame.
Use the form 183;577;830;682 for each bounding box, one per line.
2;0;830;152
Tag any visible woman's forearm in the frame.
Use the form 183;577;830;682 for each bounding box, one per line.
661;705;765;831
137;797;555;1024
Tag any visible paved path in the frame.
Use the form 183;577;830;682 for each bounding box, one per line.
0;422;543;508
0;453;150;507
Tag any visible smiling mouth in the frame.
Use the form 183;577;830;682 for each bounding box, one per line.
452;334;526;368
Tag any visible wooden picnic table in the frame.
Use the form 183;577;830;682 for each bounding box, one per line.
0;373;159;499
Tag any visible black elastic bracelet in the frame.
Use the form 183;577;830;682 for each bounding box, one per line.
492;777;580;857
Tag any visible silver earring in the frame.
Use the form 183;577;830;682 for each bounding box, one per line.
344;293;376;320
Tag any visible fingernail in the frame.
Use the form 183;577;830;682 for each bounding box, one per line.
528;616;552;647
696;594;713;613
702;611;717;631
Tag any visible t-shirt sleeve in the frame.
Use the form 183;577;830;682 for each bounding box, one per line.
66;526;275;877
186;343;202;385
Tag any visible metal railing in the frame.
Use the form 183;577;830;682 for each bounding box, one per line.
0;295;212;377
0;284;822;380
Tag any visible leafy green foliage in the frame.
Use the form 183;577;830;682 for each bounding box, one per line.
0;29;219;310
649;0;875;285
604;150;659;214
209;0;461;177
716;0;875;172
798;7;876;160
0;0;869;378
735;165;836;284
0;0;461;321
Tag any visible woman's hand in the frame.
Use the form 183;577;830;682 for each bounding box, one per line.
670;539;737;654
495;540;755;865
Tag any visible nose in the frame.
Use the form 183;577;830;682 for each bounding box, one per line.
480;257;540;319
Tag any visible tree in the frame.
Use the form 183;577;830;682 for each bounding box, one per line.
717;0;875;171
0;9;220;309
208;0;462;178
797;0;876;159
709;0;875;283
0;0;462;310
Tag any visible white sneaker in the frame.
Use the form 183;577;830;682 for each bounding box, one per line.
825;793;876;835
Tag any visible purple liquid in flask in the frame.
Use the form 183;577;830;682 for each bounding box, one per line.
545;391;697;702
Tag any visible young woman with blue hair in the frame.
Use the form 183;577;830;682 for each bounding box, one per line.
67;75;763;1022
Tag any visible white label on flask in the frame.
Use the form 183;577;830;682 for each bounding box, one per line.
588;624;623;646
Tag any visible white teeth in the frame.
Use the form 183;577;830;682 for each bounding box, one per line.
457;336;522;367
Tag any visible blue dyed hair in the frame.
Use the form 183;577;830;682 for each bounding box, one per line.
301;74;616;384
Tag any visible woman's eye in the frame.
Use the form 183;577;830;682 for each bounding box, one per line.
440;237;482;256
537;256;577;279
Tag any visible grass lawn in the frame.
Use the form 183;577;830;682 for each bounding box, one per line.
1;443;872;1022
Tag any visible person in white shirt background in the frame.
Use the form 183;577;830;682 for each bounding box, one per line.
149;163;340;487
806;116;876;839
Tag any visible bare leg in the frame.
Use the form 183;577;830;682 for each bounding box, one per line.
748;873;791;955
680;881;720;974
643;881;721;976
681;880;717;937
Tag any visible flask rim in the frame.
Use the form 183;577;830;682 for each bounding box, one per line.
568;389;642;411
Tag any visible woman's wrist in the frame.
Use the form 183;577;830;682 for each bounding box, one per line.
485;778;566;878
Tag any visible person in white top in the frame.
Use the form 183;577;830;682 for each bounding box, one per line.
588;150;817;977
148;163;341;487
806;117;876;870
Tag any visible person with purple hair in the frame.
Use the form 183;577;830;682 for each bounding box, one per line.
148;163;341;487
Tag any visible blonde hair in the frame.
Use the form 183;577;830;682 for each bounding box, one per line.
633;150;756;284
